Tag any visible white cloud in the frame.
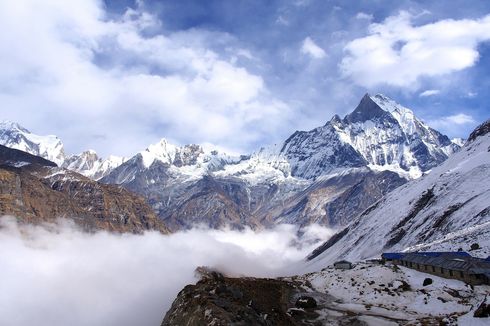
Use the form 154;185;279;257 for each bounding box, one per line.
428;113;478;138
419;89;440;97
355;12;373;20
301;37;327;59
430;113;476;131
340;12;490;88
0;216;334;326
442;113;476;125
0;0;290;157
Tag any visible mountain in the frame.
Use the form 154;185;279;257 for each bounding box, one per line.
0;121;125;179
100;93;458;231
305;119;490;271
161;119;489;326
1;94;461;231
282;94;460;179
0;121;65;166
0;144;169;233
63;150;126;180
266;169;406;227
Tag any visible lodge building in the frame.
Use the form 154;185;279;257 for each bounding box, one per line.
381;252;490;285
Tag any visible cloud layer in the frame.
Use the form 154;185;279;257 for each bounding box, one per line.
0;216;333;326
0;1;487;155
341;12;490;89
0;0;290;157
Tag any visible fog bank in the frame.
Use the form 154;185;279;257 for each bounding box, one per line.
0;216;333;326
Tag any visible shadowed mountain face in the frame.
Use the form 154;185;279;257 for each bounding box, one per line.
268;170;407;228
0;145;169;234
0;144;57;167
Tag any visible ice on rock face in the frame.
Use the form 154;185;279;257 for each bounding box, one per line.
335;94;460;178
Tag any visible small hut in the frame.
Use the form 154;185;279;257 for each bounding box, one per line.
334;260;353;270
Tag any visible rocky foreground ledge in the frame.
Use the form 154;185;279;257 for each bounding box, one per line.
161;269;308;325
161;264;490;325
161;267;383;325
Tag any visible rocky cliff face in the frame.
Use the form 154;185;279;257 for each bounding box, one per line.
0;145;169;233
269;169;406;227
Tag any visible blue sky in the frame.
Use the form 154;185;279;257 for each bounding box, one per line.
0;0;489;157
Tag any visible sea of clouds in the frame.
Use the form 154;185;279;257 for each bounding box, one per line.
0;216;334;326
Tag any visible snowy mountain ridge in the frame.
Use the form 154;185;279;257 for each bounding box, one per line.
0;121;66;166
337;94;459;178
0;121;125;179
63;150;127;180
1;93;461;183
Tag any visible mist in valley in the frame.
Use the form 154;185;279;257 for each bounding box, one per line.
0;216;334;326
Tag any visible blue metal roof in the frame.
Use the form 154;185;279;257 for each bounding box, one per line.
411;251;470;257
401;253;490;274
382;251;470;260
382;253;404;260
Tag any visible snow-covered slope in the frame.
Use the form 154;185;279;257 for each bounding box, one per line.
295;262;489;324
0;121;65;166
280;118;367;179
305;119;490;271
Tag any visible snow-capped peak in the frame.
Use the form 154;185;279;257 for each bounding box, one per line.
370;93;410;113
0;120;127;179
370;93;421;134
0;120;29;133
63;150;127;180
141;138;179;168
0;120;66;166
